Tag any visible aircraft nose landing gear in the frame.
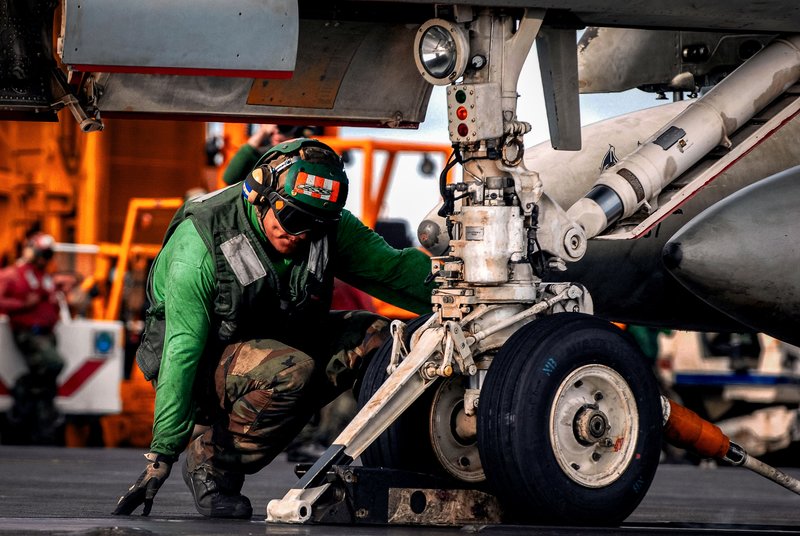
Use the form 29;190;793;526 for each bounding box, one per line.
268;7;659;526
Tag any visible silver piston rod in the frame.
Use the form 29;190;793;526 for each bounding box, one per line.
568;34;800;238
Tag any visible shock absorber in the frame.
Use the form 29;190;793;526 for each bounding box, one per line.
662;397;800;495
569;34;800;238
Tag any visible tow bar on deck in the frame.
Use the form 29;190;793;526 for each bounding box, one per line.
662;396;800;496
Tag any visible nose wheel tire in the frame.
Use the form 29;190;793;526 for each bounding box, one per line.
477;313;662;525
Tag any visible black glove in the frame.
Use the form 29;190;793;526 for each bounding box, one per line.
112;452;174;516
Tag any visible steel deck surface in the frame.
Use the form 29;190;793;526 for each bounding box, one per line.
1;446;800;535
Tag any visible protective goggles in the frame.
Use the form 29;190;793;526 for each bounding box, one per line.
267;190;337;236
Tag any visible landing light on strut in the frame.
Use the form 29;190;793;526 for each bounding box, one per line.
414;18;470;85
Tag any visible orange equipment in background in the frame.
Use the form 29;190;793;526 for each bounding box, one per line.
1;116;449;447
0;118;207;266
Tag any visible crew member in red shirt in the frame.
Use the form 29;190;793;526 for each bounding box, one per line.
0;233;64;443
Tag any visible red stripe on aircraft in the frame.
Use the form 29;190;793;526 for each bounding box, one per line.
69;64;293;79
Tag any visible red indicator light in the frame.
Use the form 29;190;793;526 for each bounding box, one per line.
457;123;469;137
456;106;468;120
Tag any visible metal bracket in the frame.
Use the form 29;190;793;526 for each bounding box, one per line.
463;388;481;417
387;320;408;375
444;320;476;376
541;282;594;315
499;159;543;218
49;69;103;132
535;193;587;262
53;93;103;132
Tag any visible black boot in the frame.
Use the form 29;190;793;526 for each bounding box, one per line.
181;458;252;519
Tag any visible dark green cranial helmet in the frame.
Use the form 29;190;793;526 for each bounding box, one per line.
242;138;349;235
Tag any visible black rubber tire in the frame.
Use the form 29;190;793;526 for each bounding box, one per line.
477;313;663;525
357;315;443;474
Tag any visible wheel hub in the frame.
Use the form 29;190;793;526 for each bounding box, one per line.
430;377;485;482
549;364;639;488
573;405;610;445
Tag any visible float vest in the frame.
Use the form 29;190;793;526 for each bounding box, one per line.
3;263;59;332
136;185;336;381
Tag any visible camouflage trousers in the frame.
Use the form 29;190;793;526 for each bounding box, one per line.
186;310;389;476
12;329;64;383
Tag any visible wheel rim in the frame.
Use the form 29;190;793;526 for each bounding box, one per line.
549;364;638;488
430;377;485;482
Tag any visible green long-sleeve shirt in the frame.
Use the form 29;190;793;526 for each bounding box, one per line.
149;199;433;457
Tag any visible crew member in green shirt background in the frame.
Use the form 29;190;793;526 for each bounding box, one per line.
222;124;321;186
112;138;433;519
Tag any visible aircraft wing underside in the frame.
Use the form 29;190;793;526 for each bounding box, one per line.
5;0;800;127
409;1;800;33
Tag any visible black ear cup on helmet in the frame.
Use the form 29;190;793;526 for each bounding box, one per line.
243;166;277;206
